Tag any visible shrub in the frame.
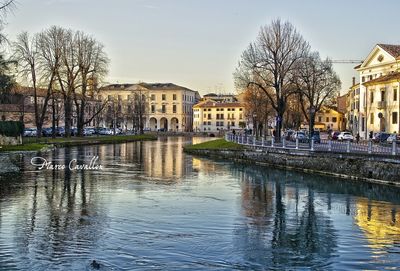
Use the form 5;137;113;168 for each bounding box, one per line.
0;121;24;137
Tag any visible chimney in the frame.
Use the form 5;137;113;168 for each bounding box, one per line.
352;77;356;86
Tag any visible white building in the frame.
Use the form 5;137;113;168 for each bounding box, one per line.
355;44;400;138
98;83;200;132
193;100;246;132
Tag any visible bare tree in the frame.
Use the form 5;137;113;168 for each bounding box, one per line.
293;52;341;138
13;32;48;137
242;84;272;137
235;19;310;141
74;31;109;136
131;90;147;134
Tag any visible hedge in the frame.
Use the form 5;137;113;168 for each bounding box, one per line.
0;121;24;137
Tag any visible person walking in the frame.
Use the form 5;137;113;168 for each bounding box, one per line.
356;133;360;143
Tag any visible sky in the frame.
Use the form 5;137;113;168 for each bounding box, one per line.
4;0;400;95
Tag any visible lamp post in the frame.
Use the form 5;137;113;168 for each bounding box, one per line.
252;112;257;137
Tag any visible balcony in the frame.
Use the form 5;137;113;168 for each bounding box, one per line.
377;101;386;109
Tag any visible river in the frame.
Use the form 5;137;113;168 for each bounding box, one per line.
0;137;400;270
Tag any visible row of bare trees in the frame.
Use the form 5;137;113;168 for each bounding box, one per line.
235;19;341;140
13;26;109;137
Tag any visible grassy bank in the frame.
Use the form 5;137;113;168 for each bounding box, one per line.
1;134;157;152
184;139;244;151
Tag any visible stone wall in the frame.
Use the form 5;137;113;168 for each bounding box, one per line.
184;148;400;185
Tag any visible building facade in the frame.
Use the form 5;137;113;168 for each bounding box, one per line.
98;83;200;132
354;44;400;138
193;100;246;132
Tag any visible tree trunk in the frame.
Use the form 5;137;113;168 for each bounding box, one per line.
64;96;72;137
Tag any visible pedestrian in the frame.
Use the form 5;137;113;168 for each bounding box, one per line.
232;129;236;135
356;133;360;143
369;131;373;140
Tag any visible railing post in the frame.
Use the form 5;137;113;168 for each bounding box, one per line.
328;140;332;152
253;136;256;147
392;141;397;156
247;136;250;145
311;139;314;151
271;137;275;147
262;137;265;147
346;140;351;153
282;138;286;148
296;138;299;149
368;140;372;154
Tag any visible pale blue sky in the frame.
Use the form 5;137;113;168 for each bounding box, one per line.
4;0;400;95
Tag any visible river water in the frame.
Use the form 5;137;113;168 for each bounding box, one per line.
0;137;400;270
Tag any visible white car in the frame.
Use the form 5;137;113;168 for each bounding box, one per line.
338;132;353;141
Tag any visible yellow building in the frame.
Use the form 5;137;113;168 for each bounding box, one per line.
98;83;200;132
301;106;345;131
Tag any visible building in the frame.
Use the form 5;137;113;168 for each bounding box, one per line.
354;44;400;138
0;86;102;129
98;83;200;132
346;82;361;135
193;99;246;132
301;106;345;131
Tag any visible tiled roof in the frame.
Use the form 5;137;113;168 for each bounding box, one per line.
363;72;400;85
101;82;196;92
193;100;243;108
378;44;400;59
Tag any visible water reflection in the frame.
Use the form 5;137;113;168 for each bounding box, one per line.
0;137;400;270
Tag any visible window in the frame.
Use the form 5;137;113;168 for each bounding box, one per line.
204;114;206;118
162;94;166;101
326;117;329;122
162;105;166;113
208;113;211;119
370;91;374;103
393;112;398;124
394;89;398;101
173;94;177;100
362;76;365;83
362;117;365;131
370;113;374;124
151;94;155;101
173;105;177;113
381;89;385;102
332;117;337;123
318;117;322;122
151;105;156;113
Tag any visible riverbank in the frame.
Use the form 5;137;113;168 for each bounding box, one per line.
0;134;157;152
184;139;400;186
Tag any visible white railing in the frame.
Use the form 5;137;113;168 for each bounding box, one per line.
225;133;400;156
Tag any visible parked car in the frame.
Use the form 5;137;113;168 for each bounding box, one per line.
311;131;321;144
23;128;37;137
292;131;307;142
372;132;391;143
83;127;96;136
284;130;294;141
56;127;65;137
337;132;354;141
98;128;113;135
386;133;400;144
42;127;54;137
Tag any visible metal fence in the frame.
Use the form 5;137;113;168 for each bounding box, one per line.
225;133;400;156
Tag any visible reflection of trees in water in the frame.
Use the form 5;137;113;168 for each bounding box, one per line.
5;146;108;268
232;166;337;269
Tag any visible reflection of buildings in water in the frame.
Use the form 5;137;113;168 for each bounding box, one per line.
355;198;400;249
142;137;191;180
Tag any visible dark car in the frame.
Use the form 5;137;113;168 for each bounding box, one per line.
373;132;391;143
311;131;321;144
42;127;54;137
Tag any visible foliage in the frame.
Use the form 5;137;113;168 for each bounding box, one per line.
0;121;24;137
